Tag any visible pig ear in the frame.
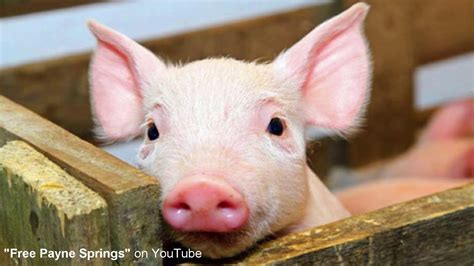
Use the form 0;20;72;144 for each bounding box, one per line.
274;3;371;133
88;20;166;141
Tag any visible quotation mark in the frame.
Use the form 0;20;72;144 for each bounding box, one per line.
4;248;9;253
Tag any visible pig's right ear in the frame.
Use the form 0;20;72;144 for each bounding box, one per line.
88;20;166;141
273;3;371;134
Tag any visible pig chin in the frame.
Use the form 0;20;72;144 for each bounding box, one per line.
170;227;257;258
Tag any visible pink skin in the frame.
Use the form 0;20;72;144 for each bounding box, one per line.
378;99;473;179
418;99;473;144
88;4;370;258
336;99;474;215
162;175;249;232
377;140;473;179
337;178;470;215
370;99;473;179
449;147;474;178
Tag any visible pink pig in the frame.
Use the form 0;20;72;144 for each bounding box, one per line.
88;4;370;258
337;99;473;215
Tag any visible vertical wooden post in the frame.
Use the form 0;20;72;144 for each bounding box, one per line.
343;0;416;166
0;141;110;265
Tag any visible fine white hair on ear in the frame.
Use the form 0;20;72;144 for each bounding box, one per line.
273;3;372;137
87;20;166;141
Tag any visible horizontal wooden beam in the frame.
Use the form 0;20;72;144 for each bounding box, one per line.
412;0;474;64
0;0;103;17
0;96;162;265
234;182;474;264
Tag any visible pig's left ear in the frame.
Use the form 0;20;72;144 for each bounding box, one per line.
88;20;166;141
274;3;371;133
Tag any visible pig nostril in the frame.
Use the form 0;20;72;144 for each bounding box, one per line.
176;202;191;210
217;201;234;209
164;179;249;232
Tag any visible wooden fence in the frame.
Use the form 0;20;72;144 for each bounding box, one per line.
1;0;473;264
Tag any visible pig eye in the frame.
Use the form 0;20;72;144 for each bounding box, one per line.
267;117;285;136
147;123;160;140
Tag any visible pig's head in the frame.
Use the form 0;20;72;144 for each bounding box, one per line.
88;3;370;258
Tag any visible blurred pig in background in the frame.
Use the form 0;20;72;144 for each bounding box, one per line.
335;99;473;214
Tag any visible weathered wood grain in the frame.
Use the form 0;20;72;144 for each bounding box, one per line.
0;96;162;265
0;141;109;265
231;182;474;265
412;0;474;64
0;0;103;17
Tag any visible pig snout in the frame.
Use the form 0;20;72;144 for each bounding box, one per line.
162;176;249;232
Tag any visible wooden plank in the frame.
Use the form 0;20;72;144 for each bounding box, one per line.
0;54;97;143
343;0;416;167
0;141;109;265
230;182;474;265
0;96;162;265
0;0;103;17
0;4;338;142
412;0;474;64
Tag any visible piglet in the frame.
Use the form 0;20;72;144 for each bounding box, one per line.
88;3;370;258
337;99;474;215
384;99;474;179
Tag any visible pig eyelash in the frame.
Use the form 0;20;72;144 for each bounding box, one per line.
144;118;154;128
139;119;152;133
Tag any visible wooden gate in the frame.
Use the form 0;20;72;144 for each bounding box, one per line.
1;0;473;264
